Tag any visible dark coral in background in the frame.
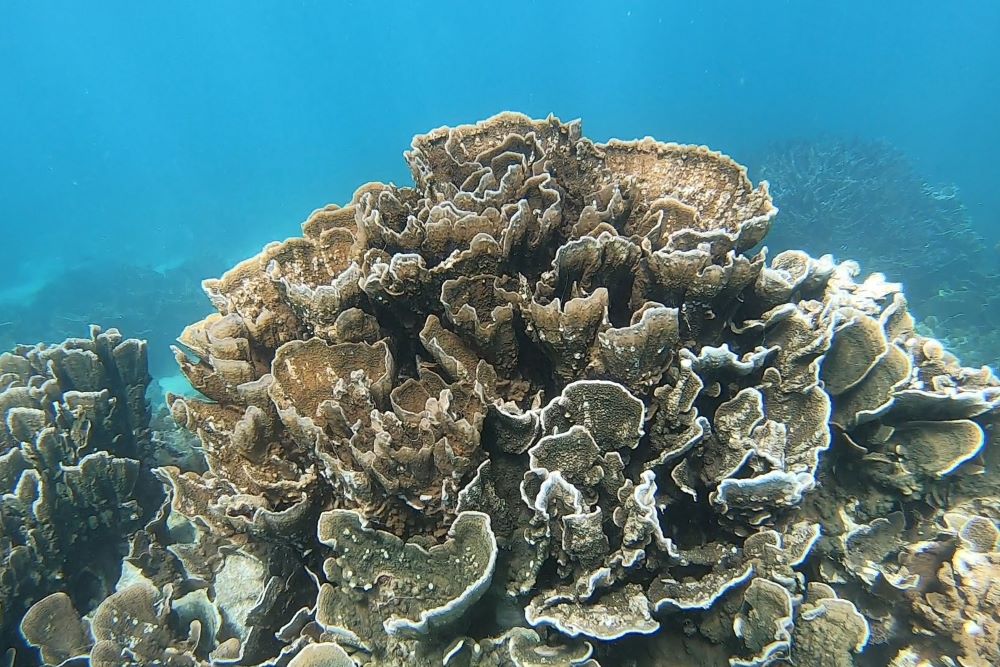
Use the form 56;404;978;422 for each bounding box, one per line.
757;139;1000;369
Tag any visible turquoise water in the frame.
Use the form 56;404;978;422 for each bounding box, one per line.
2;1;998;373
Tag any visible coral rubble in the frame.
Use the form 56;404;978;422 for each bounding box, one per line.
14;114;1000;666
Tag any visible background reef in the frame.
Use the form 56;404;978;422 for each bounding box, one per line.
755;140;1000;368
4;114;998;667
0;256;222;379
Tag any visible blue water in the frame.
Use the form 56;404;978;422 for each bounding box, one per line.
2;0;999;373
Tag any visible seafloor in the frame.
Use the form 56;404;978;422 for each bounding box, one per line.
1;113;997;667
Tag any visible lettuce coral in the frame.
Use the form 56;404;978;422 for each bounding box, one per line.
0;326;159;657
14;114;1000;667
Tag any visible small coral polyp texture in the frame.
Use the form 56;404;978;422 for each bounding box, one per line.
45;113;995;665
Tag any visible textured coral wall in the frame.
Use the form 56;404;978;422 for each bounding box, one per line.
7;115;995;667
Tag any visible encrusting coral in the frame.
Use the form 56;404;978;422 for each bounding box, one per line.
14;113;1000;667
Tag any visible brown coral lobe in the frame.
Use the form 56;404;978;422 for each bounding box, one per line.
13;113;998;666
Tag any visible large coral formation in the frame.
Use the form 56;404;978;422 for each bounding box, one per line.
756;139;1000;369
16;114;1000;666
0;326;159;656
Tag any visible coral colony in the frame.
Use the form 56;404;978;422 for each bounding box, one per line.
3;114;998;666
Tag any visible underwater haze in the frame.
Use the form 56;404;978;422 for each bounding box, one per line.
3;2;1000;666
2;1;999;374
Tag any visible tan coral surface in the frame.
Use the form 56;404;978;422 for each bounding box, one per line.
18;113;1000;667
